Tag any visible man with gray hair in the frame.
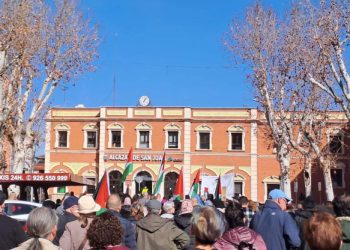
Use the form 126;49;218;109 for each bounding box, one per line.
136;199;190;250
161;200;175;219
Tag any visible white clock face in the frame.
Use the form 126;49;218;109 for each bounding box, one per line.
139;96;150;106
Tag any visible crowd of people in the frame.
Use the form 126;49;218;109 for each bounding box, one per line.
0;188;350;250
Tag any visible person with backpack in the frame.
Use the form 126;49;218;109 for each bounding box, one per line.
214;201;266;250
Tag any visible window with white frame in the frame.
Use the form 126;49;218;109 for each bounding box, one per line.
195;124;212;150
54;124;70;148
164;123;181;149
136;123;152;149
83;124;98;149
108;123;124;148
228;125;244;151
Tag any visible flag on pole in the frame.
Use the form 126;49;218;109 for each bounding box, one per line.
153;151;166;195
122;147;133;182
214;174;222;200
174;166;184;200
94;171;110;208
189;169;201;198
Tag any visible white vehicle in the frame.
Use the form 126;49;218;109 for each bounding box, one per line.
4;200;42;223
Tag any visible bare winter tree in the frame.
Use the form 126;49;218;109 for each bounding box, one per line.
0;0;98;173
226;2;344;200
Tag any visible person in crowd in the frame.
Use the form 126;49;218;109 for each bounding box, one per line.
333;193;350;250
136;199;190;250
55;199;62;209
161;200;175;219
239;196;255;226
107;194;136;250
191;206;225;250
303;211;342;250
130;202;144;224
0;190;27;250
43;199;57;209
13;207;59;250
56;192;71;216
248;200;259;213
175;199;195;248
294;196;316;250
214;201;266;250
59;195;100;250
87;211;129;250
120;196;132;221
250;189;301;250
53;196;79;245
139;188;150;206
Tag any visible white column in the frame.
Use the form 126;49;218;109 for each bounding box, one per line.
184;108;192;195
98;108;106;181
127;108;133;118
44;110;52;173
250;109;258;201
156;108;162;118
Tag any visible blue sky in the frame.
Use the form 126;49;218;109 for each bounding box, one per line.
50;0;289;108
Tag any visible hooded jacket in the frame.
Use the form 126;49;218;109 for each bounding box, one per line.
214;226;267;250
136;213;190;250
250;200;301;250
337;217;350;250
174;213;195;248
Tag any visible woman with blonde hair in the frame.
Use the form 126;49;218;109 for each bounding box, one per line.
59;195;100;250
13;207;59;250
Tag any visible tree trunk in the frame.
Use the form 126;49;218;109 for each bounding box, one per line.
304;158;312;197
277;145;292;198
322;168;334;201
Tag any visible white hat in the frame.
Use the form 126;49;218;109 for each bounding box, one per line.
78;195;101;214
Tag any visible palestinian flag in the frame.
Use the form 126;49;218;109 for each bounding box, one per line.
94;171;110;208
214;174;222;200
174;166;184;200
122;147;133;182
153;151;166;195
189;169;201;198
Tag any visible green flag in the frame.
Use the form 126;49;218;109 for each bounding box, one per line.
122;147;133;182
153;152;166;195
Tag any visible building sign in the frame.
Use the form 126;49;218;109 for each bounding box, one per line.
0;173;70;182
107;154;183;162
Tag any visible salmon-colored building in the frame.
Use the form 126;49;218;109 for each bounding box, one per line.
45;105;350;203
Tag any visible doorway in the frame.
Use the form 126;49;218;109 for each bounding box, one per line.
164;172;179;199
135;171;152;195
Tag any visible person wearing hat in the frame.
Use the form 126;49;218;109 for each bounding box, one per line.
0;190;27;250
59;195;100;250
174;199;196;249
250;189;301;250
136;199;190;250
53;196;79;246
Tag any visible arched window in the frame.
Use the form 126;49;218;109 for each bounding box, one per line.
109;170;123;194
108;123;124;148
164;172;179;198
227;125;245;151
195;124;213;150
83;123;98;149
164;123;181;149
234;174;246;196
263;176;280;200
136;123;152;149
54;124;70;148
135;171;153;194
